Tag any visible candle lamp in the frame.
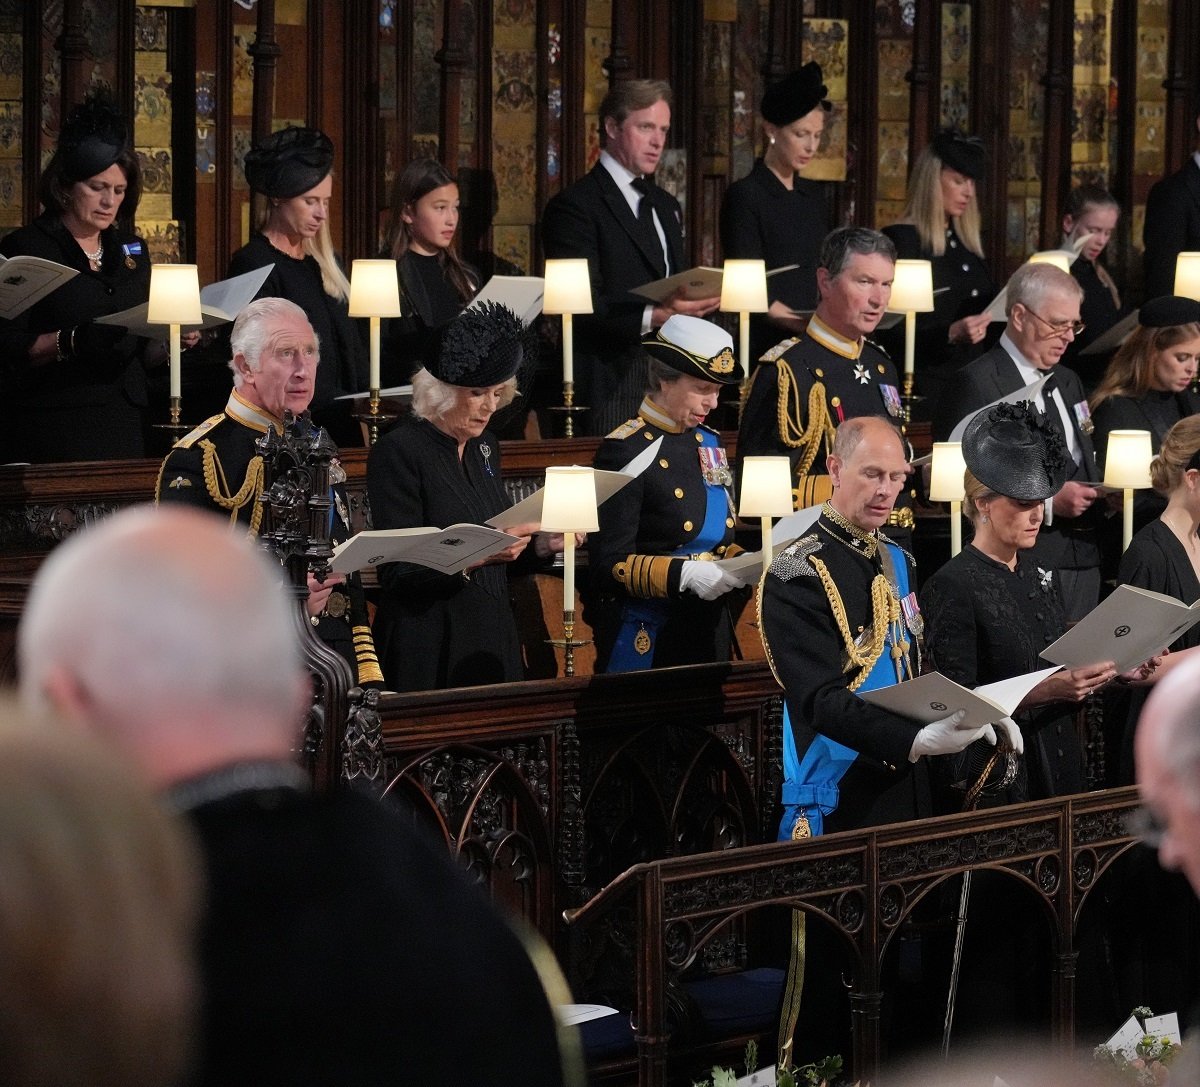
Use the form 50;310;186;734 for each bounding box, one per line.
1103;429;1153;551
886;259;934;420
738;456;793;571
929;442;967;557
147;263;202;429
540;465;599;676
1174;253;1200;300
719;259;769;381
543;259;593;437
348;259;403;444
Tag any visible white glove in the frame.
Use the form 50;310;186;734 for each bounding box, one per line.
993;715;1024;755
908;709;997;762
679;560;746;601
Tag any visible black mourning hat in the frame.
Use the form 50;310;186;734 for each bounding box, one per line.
58;93;129;182
760;62;831;127
427;301;526;388
962;400;1072;502
931;129;987;180
642;315;741;385
243;126;334;198
1140;295;1200;328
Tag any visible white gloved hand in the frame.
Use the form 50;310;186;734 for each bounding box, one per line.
908;709;997;762
679;560;746;601
993;715;1024;755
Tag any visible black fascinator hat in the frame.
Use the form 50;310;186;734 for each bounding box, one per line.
931;128;987;180
427;302;527;389
962;400;1072;503
761;62;831;127
57;93;130;182
243;126;335;199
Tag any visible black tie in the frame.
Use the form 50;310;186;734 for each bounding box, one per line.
631;176;667;274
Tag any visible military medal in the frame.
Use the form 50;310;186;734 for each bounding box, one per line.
900;591;924;639
880;384;902;418
323;591;349;619
697;446;733;487
634;625;652;655
122;241;141;269
853;363;871;385
1073;399;1094;435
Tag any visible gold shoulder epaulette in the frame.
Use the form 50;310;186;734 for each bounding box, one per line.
174;413;224;449
759;337;801;364
606;417;645;440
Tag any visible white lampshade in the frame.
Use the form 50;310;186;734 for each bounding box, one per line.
147;264;202;324
720;259;769;313
928;442;967;502
542;259;593;315
348;259;403;317
739;456;793;518
1104;429;1153;490
1175;253;1200;300
888;259;935;313
540;466;599;532
1028;251;1071;274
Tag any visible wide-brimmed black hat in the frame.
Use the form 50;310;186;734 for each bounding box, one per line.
642;315;741;385
931;129;987;180
761;62;831;127
1140;295;1200;328
427;301;526;388
58;94;129;182
962;400;1071;502
243;126;334;198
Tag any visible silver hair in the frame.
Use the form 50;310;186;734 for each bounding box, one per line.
820;226;897;278
1006;262;1083;318
19;506;305;725
410;367;518;422
227;296;320;387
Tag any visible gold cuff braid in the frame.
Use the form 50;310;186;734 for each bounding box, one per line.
613;554;673;599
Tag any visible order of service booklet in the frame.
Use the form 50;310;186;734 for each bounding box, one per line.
329;524;521;576
0;254;78;320
633;262;799;304
858;666;1062;731
1040;583;1200;673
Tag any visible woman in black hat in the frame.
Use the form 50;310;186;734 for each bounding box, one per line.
230;126;368;445
920;401;1120;806
719;62;831;363
0;94;157;462
881;130;997;406
367;302;552;691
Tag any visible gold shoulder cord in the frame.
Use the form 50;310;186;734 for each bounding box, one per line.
200;440;265;536
811;556;899;691
775;360;835;482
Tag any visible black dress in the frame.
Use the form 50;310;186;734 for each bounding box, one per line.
367;415;523;691
381;250;475;384
0;213;152;461
1062;258;1126;391
719;159;828;363
228;233;369;445
920;545;1085;806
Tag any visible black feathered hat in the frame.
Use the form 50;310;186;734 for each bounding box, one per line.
58;93;130;182
427;302;527;388
962;400;1072;503
931;129;987;180
243;126;334;198
761;62;831;127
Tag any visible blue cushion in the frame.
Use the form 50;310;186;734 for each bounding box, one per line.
579;1011;637;1060
685;967;786;1034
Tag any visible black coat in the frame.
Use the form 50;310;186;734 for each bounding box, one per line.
380;250;477;384
542;164;685;433
367;416;524;691
1143;157;1200;301
0;213;152;461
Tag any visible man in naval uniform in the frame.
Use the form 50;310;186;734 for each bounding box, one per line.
156;296;381;688
590;314;748;672
738;226;914;545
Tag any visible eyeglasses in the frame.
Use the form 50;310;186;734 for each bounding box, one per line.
1125;805;1167;848
1022;306;1085;339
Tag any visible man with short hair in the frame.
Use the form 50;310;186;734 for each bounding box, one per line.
934;262;1103;619
156;295;382;686
18;505;576;1087
1142;101;1200;301
542;78;720;433
737;226;912;536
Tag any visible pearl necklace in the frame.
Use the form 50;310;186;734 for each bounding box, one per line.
83;241;103;265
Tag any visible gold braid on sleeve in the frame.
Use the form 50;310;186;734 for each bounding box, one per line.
775;361;835;484
200;440;265;536
811;556;899;691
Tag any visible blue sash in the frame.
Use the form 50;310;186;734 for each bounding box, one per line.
607;429;730;673
777;539;913;839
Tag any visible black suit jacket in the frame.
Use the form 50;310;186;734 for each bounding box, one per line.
542;164;685;432
934;344;1101;570
1143;158;1200;301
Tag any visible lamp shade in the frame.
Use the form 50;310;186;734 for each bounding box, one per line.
928;442;967;502
1028;250;1071;274
540;466;599;532
542;259;594;315
1103;429;1153;490
720;259;769;313
1175;253;1200;300
348;259;403;317
738;456;793;518
888;259;935;313
147;264;202;324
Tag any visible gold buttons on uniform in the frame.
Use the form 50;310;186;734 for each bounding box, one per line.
725;517;735;528
717;545;727;555
831;396;841;407
674;487;684;498
683;520;693;532
659;458;669;468
877;364;885;374
815;368;824;378
695;433;703;443
645;432;655;440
